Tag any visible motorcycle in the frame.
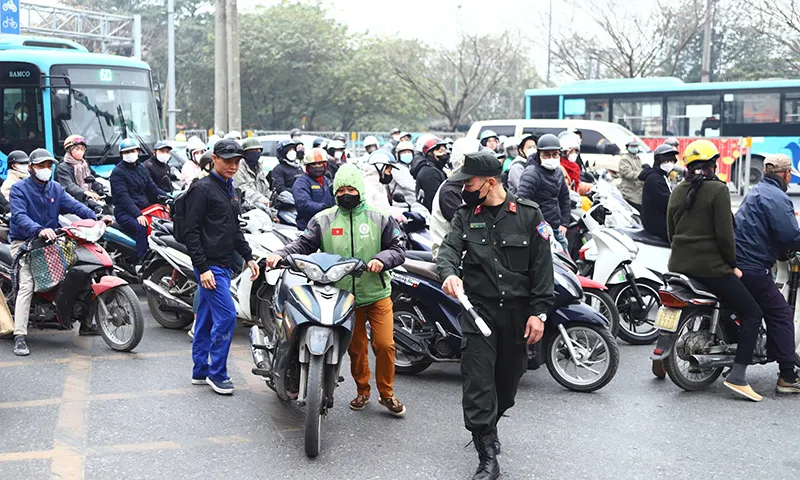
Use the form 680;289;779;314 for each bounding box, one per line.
389;257;620;392
271;191;298;227
392;193;432;252
249;253;366;457
0;219;144;351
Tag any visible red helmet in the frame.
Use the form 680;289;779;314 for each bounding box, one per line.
422;137;446;156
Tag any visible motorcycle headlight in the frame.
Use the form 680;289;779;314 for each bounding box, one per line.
554;270;582;299
324;261;358;283
294;259;324;282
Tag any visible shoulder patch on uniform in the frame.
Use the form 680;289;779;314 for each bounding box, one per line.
516;197;540;209
536;221;551;240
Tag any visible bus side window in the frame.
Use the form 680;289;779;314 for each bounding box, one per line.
784;93;800;124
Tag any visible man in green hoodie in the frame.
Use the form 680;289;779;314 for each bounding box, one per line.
267;164;407;417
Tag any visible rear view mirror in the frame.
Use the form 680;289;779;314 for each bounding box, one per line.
392;192;407;204
84;176;96;184
53;88;72;121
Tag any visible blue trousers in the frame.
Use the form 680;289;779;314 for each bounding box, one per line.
192;266;237;382
116;214;149;260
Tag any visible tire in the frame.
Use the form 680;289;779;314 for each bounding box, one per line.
545;322;619;392
96;285;144;352
146;265;194;329
583;288;620;337
304;355;325;458
665;307;723;391
611;279;661;345
392;302;433;375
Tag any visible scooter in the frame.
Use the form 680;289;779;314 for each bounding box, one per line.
271;191;298;227
0;219;144;351
389;257;620;392
249;253;366;457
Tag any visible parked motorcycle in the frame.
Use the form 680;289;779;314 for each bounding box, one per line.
249;253;366;457
0;219;144;351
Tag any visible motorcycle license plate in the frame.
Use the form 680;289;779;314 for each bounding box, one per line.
655;307;681;332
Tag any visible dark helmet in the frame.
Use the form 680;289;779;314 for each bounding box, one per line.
276;139;298;160
664;137;680;148
332;133;347;143
199;150;214;171
536;133;561;151
7;150;29;165
422;137;446;156
313;137;326;148
29;148;56;165
290;128;302;138
654;143;679;165
153;140;172;151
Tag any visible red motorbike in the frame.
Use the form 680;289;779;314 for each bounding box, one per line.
0;219;144;351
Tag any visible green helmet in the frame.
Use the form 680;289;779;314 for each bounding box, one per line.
242;137;261;151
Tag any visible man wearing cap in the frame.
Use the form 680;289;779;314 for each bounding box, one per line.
8;149;109;356
619;140;645;211
436;150;554;480
144;140;176;192
183;139;259;395
733;153;800;393
234;138;271;208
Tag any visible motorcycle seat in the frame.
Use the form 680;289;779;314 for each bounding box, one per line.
618;227;670;249
160;235;190;255
663;272;716;299
405;250;433;262
0;226;8;244
402;258;440;282
0;243;10;265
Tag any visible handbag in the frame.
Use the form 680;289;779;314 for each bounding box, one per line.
27;237;78;292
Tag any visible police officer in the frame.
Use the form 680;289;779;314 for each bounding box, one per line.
436;150;554;480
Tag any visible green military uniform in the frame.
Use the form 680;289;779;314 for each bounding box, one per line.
437;154;554;436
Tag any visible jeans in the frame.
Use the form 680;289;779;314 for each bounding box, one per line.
553;229;569;253
192;266;236;382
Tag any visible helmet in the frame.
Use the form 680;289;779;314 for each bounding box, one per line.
303;147;328;165
175;133;187;142
399;131;412;141
332;133;347;143
519;133;537;151
502;136;519;149
225;130;242;140
682;139;719;166
537;134;561;151
7;150;29;165
395;140;414;154
199;150;214;171
313;137;326;148
654;143;679;157
363;135;380;149
186;136;206;155
153;140;172;151
29;148;56;165
119;138;140;153
64;134;87;151
327;140;345;153
368;149;396;167
207;134;221;148
450;138;481;172
276;139;298;159
559;132;581;152
242;137;262;151
390;128;401;135
479;130;498;145
422;137;446;156
290;128;302;138
415;133;435;153
665;137;680;148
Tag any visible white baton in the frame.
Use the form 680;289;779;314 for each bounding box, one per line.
456;290;492;337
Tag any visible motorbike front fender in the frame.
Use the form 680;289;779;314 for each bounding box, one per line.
303;326;333;357
550;301;610;328
92;276;128;297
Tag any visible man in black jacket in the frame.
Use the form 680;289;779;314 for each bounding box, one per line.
144;140;176;192
638;143;677;242
183;139;259;395
415;137;449;212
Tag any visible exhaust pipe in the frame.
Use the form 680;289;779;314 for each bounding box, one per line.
689;354;735;370
249;325;268;369
142;279;193;312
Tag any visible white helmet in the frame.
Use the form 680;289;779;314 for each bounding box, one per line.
207;134;221;148
415;133;435;153
450;138;481;172
187;136;206;155
363;135;380;149
502;136;519;149
559;132;581;152
225;130;242;140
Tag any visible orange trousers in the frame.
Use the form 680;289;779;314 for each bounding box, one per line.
348;296;395;398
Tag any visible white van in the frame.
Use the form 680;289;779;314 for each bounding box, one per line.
466;119;653;172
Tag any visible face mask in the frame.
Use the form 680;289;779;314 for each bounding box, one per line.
541;158;561;170
525;148;537;158
308;164;326;178
333;150;343;160
380;173;394;185
567;153;579;163
71;149;85;161
193;153;203;164
13;164;29;174
399;153;413;165
628;147;639;155
246;151;261;165
285;150;297;162
157;153;171;163
336;193;360;210
462;180;490;207
16;112;27;122
122;153;138;163
296;149;305;160
34;167;52;182
435;153;451;164
660;162;675;173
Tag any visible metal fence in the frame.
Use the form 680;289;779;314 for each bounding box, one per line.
249;130;465;156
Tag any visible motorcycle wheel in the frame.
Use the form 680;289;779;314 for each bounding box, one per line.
392;303;433;375
666;308;723;391
304;355;325;458
545;321;619;392
583;288;620;337
610;279;661;345
96;285;144;352
146;265;194;329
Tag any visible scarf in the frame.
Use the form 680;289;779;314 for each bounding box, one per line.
560;157;581;190
64;152;90;190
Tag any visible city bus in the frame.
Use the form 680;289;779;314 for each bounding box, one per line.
0;34;162;178
524;77;800;185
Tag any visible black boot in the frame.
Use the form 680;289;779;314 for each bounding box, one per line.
492;431;501;455
471;431;500;480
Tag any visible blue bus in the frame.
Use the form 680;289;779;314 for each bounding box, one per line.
0;34;162;178
524;77;800;184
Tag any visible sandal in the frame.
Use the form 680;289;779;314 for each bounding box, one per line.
349;394;370;411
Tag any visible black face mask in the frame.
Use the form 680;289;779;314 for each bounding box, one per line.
379;173;394;185
436;153;451;165
307;164;326;178
337;193;360;210
296;149;305;160
462;180;489;207
245;151;261;167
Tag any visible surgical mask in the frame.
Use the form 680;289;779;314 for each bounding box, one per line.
462;180;489;207
71;149;85;161
525;148;537;158
286;150;297;162
399;153;413;164
13;164;29;174
34;167;52;182
628;147;639;155
660;162;675;173
541;158;561;170
336;193;360;210
567;153;579;163
308;164;326;178
156;153;171;163
122;152;138;163
193;152;203;164
333;150;343;160
16;112;27;122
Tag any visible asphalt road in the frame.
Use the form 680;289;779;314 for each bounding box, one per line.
1;288;800;480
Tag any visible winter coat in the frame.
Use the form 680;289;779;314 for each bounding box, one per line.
387;163;416;205
409;152;427;179
516;162;570;228
9;176;95;241
2;167;28;199
109;161;166;221
270;160;303;196
233;158;271;207
277;164;405;307
415;159;448;213
734;174;800;273
638;165;671;242
55;157;103;203
618;152;644;205
144;157;174;192
293;173;335;231
506;156;528;194
430;178;463;259
181;161;201;187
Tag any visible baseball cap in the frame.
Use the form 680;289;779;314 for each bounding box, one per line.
764;153;794;173
213;138;244;160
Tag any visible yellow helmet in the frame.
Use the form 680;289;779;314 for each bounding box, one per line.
682;140;719;167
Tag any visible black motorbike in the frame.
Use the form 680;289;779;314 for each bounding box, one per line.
249;253;366;457
390;258;620;392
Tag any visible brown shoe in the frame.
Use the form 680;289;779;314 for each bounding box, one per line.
349;394;370;411
378;396;406;417
777;375;800;394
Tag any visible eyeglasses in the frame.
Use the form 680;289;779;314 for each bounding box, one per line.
539;151;560;160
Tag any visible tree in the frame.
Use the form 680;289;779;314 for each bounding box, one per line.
744;0;800;74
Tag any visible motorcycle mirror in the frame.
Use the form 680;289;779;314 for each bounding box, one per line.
84;176;96;184
392;192;406;204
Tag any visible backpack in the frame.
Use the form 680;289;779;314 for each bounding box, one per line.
170;184;194;243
